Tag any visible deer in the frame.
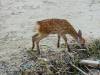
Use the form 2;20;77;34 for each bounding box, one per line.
32;19;85;54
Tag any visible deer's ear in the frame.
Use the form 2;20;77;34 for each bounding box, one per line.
78;30;82;37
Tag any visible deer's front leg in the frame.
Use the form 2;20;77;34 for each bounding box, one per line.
62;34;71;52
57;35;60;48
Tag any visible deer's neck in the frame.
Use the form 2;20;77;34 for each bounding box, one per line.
70;29;78;40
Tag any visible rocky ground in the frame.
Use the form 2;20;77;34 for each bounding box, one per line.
0;0;100;75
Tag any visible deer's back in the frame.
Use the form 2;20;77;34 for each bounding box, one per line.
37;19;74;34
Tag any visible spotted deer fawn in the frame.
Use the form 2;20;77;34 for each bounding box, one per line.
32;19;85;54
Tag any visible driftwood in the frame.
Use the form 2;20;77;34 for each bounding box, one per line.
70;63;88;75
80;60;100;68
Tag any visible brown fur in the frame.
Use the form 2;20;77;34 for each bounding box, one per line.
32;19;85;54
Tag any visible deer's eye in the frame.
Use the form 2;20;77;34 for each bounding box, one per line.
81;44;86;48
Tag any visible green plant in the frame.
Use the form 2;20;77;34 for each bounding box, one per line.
87;39;100;59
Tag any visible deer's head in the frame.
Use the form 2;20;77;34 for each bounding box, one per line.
77;30;85;48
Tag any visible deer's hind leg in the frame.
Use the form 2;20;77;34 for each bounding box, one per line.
32;33;39;50
34;33;48;54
